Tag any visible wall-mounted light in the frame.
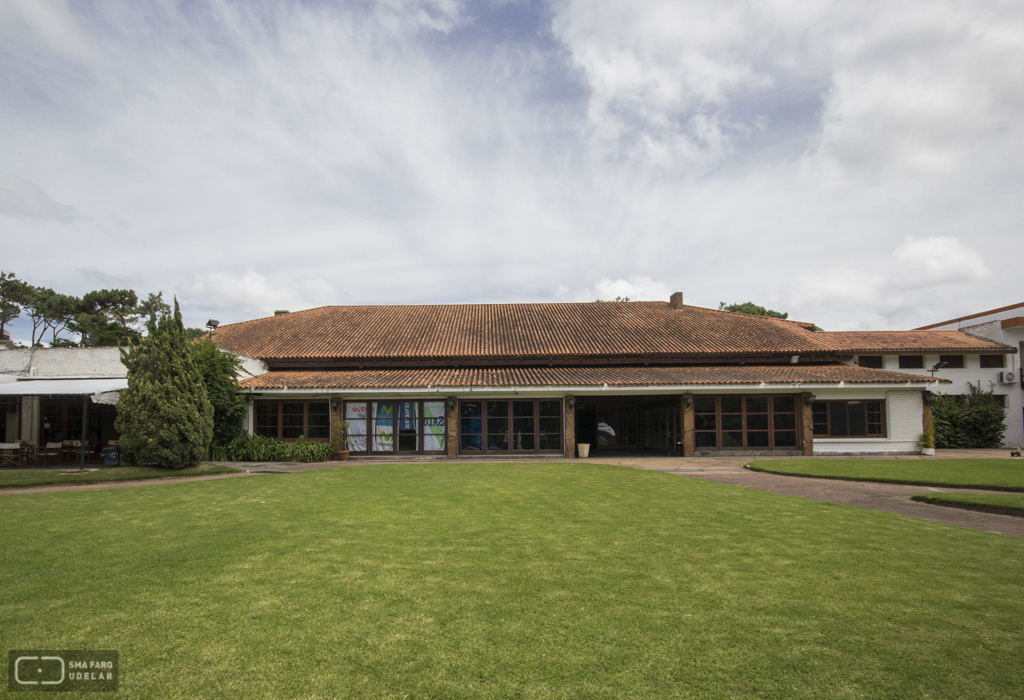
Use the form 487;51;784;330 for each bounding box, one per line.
683;394;694;407
446;397;456;410
206;319;220;339
330;398;339;410
566;396;576;409
922;391;937;405
804;393;816;405
927;361;948;377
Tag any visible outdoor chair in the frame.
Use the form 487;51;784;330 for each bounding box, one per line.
39;442;62;466
0;443;20;468
19;441;35;464
61;440;81;462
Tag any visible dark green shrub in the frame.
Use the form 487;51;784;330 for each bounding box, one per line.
190;339;248;446
115;300;213;468
932;382;1007;449
218;434;333;462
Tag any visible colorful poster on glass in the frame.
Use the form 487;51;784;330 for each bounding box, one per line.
373;402;394;452
345;402;368;452
424;402;445;451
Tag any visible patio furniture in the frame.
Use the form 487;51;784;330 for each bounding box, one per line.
20;441;36;464
0;443;20;468
39;442;62;466
61;440;81;462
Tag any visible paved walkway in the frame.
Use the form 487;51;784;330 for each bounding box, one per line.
584;449;1024;538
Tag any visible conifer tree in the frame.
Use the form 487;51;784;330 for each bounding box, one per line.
115;298;213;468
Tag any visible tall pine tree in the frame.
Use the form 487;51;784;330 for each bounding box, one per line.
115;299;213;468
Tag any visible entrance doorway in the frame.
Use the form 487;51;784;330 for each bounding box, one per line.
575;396;679;455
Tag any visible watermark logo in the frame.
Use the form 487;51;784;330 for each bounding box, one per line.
8;651;118;692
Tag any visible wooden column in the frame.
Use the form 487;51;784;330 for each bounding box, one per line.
800;394;814;456
564;397;576;458
682;395;695;457
446;397;458;459
922;394;932;432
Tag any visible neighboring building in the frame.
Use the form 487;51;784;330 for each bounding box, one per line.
211;295;1015;458
0;347;127;447
902;302;1024;448
0;345;266;451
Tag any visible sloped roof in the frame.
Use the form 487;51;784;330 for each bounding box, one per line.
213;302;836;362
238;365;941;390
799;330;1013;353
212;302;1015;364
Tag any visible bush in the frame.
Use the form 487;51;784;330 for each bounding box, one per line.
213;434;335;463
932;382;1007;449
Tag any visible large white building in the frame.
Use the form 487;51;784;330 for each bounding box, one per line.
907;302;1024;448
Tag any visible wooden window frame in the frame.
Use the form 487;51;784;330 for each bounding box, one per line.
938;354;964;369
898;355;924;369
810;400;887;438
693;395;799;451
254;400;331;442
858;355;884;369
342;400;447;455
458;398;563;456
979;354;1005;369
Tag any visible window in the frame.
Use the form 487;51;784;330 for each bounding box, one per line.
980;354;1005;368
345;400;446;453
255;401;330;441
938;354;964;369
992;395;1007;408
460;399;561;454
40;400;119;444
898;355;924;369
811;401;886;438
858;356;884;369
694;395;798;450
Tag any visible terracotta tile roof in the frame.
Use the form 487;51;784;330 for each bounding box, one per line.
797;330;1014;353
213;302;1014;364
213;302;838;362
239;365;941;390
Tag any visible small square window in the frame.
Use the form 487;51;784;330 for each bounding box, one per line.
979;354;1005;368
993;395;1007;408
938;355;964;369
898;355;924;369
858;356;883;369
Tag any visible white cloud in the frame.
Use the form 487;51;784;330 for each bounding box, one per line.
178;270;339;319
893;236;990;284
579;276;673;302
0;175;78;222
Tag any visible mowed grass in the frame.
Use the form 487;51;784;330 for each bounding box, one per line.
0;463;243;489
2;463;1023;699
912;492;1024;518
748;458;1024;491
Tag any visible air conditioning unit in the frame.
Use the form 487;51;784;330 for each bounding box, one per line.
1000;371;1018;384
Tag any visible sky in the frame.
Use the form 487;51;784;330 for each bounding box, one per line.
1;0;1022;343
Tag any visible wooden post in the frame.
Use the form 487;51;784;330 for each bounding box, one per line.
922;394;932;432
446;397;458;458
800;394;814;456
682;395;695;457
564;397;576;458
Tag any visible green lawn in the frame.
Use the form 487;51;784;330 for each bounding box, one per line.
748;458;1024;491
2;463;1023;699
0;464;243;489
912;492;1024;518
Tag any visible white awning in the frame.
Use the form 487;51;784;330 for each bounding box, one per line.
0;378;128;398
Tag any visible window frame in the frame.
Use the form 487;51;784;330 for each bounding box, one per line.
898;355;924;369
811;400;887;438
858;355;884;369
979;354;1005;369
342;400;447;454
693;395;799;451
458;398;563;455
938;354;964;369
254;400;331;442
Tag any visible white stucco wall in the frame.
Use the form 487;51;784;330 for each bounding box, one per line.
812;388;924;455
849;321;1022;447
0;347;126;379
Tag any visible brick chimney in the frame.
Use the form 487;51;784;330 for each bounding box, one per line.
669;292;684;309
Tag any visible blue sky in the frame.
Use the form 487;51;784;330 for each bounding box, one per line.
2;0;1022;341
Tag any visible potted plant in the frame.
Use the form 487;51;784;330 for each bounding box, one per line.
331;420;353;460
919;429;935;456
